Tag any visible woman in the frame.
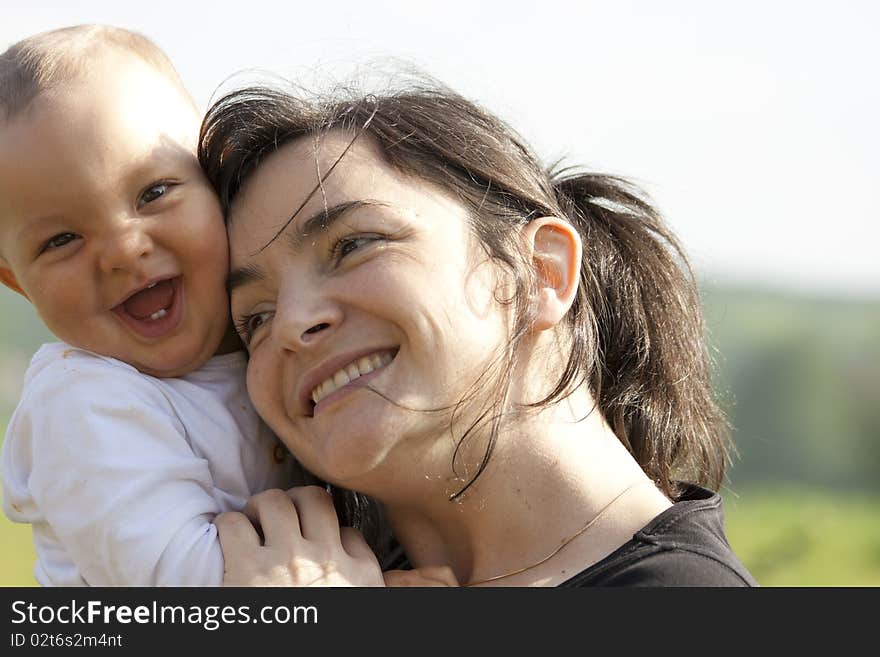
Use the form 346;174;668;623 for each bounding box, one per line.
199;83;757;586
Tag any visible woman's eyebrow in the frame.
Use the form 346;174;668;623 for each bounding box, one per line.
227;199;390;295
227;262;265;296
286;199;388;252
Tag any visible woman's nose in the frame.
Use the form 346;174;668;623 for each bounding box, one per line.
274;290;343;352
98;220;154;274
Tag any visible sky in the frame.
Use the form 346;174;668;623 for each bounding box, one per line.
2;0;878;297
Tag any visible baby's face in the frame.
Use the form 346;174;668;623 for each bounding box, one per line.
0;51;230;377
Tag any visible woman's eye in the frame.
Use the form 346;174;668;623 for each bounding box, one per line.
139;182;170;207
235;310;273;345
333;236;378;261
249;311;271;333
41;232;79;252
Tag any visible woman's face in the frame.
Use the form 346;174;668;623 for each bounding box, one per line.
227;132;513;489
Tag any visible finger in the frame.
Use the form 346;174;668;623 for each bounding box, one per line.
383;570;419;587
383;569;438;587
340;526;377;561
243;489;303;547
285;485;342;545
215;511;262;561
417;565;460;587
383;566;459;587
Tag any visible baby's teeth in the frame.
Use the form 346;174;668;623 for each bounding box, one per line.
149;309;167;321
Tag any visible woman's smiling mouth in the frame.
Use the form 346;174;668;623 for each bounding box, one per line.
307;349;397;415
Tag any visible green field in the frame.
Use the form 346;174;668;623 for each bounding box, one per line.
2;485;878;586
1;511;37;586
723;486;880;586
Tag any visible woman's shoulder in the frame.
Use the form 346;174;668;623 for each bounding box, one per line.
560;485;759;587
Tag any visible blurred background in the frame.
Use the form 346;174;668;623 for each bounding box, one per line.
1;0;877;586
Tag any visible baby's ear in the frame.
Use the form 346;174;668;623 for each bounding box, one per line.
0;259;27;299
522;217;582;332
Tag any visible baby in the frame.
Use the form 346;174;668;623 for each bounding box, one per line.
0;25;304;585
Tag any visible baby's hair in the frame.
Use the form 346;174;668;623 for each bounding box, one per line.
200;82;732;502
0;24;188;121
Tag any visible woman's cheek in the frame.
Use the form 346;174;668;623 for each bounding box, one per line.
246;353;280;425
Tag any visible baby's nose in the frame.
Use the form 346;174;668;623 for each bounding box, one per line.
98;222;154;274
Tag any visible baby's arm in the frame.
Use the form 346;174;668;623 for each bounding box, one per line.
2;352;224;585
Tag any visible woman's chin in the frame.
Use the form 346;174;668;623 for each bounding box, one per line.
304;426;395;489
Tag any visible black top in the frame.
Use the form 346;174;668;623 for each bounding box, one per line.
559;485;758;587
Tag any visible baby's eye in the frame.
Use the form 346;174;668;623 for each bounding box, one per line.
40;232;79;253
139;182;170;207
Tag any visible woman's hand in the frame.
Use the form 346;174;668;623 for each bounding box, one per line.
216;486;384;587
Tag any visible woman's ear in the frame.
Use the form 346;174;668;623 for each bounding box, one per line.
522;217;581;332
0;260;27;299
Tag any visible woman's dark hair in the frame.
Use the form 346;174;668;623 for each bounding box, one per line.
199;81;731;518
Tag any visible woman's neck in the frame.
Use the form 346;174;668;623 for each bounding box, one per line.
378;388;672;586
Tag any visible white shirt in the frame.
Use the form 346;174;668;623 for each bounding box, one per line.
1;343;304;586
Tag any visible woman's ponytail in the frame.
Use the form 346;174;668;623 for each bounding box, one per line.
552;172;730;497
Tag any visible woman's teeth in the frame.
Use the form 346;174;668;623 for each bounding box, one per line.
311;352;394;405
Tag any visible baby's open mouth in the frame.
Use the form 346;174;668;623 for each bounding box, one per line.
122;279;175;320
112;277;183;339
